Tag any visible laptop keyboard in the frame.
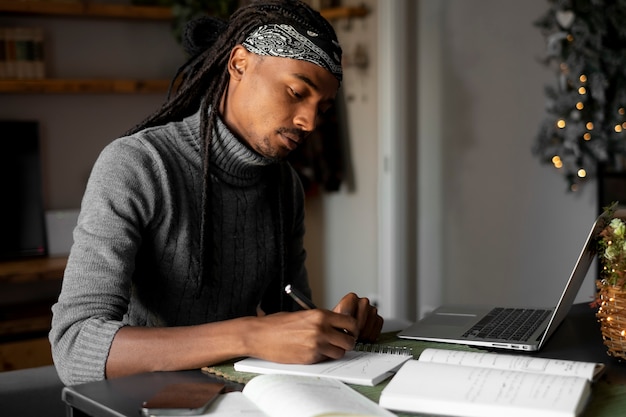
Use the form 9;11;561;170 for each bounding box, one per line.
462;307;552;342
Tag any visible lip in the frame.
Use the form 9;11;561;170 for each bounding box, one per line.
279;132;300;151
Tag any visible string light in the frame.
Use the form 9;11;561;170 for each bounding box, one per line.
535;6;626;192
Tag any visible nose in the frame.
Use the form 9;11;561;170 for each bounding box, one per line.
293;103;318;133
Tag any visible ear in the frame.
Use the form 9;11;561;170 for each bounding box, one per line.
227;45;250;81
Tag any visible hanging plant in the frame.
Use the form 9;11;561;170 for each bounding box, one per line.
131;0;238;45
533;0;626;192
170;0;239;45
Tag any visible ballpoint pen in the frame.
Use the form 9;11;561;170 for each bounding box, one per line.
284;284;317;310
285;284;353;336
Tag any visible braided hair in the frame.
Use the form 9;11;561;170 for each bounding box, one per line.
125;0;341;292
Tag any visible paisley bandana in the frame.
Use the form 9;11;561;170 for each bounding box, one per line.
242;24;343;82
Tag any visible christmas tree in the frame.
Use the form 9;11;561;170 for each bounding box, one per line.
534;0;626;191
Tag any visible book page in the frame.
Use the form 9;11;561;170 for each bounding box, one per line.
419;348;603;381
234;350;411;386
380;361;590;417
243;374;396;417
202;392;269;416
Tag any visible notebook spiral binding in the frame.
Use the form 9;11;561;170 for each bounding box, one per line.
355;343;413;356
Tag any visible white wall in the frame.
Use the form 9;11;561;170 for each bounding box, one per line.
416;0;598;318
305;0;381;309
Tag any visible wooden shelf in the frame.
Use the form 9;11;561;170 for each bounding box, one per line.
0;256;67;284
0;0;172;20
0;313;51;337
0;1;368;21
0;78;171;94
320;5;369;20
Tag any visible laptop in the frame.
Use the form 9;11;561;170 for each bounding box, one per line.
398;209;613;352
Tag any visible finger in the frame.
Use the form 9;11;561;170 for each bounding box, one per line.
359;309;384;342
321;331;356;359
328;310;359;339
333;292;359;316
354;297;372;330
333;294;381;341
299;311;356;360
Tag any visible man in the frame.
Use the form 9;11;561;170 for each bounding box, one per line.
49;0;382;386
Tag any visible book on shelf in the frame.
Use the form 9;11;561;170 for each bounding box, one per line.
0;27;46;80
205;374;396;417
379;348;605;417
233;343;412;386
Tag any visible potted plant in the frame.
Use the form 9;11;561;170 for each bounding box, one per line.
594;204;626;360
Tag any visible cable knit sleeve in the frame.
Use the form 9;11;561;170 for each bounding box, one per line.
49;136;162;386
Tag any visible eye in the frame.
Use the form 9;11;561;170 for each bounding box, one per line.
290;87;303;99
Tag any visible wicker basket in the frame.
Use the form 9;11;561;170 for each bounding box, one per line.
596;284;626;361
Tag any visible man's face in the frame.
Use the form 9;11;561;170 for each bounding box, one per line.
221;46;340;161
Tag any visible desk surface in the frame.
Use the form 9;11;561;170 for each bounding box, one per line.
63;303;626;417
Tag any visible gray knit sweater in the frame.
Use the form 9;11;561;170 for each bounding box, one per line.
49;109;309;386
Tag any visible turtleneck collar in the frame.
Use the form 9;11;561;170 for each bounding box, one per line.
185;108;276;187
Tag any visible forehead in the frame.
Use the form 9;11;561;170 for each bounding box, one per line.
252;54;340;97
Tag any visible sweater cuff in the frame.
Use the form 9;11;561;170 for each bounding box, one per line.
64;319;124;386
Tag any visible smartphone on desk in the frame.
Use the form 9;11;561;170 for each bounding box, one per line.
141;382;225;416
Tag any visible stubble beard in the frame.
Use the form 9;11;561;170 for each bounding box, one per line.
258;135;286;162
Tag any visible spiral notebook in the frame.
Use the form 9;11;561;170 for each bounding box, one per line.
233;344;413;386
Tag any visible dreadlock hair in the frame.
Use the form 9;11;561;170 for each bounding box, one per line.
124;0;341;291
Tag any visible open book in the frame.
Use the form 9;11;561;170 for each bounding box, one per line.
234;344;412;386
379;348;605;417
203;374;396;417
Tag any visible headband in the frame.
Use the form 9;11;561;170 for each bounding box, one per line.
242;24;343;82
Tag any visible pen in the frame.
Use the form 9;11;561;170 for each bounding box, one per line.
285;284;352;336
284;284;317;310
